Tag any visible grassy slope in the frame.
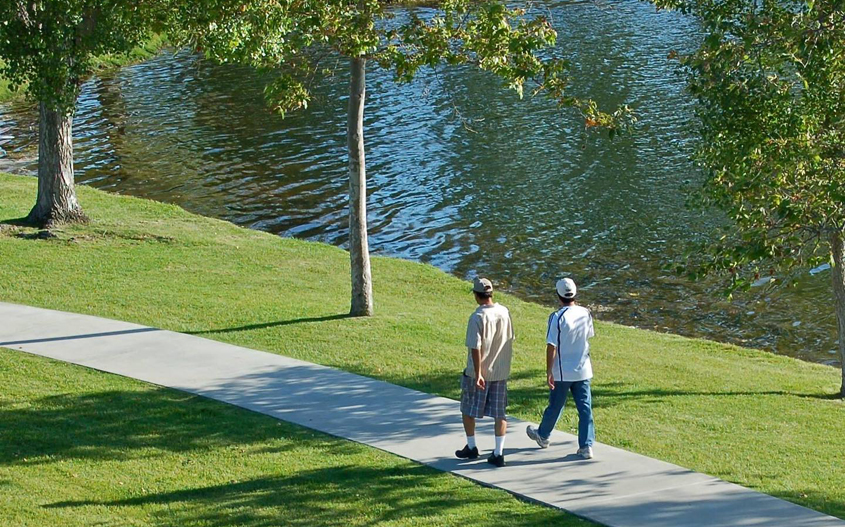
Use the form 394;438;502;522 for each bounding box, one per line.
0;351;590;526
1;173;843;519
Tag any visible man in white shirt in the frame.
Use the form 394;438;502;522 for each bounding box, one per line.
455;277;515;467
526;278;596;459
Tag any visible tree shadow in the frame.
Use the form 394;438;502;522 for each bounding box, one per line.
589;386;840;404
43;464;588;527
0;216;32;227
0;327;160;347
365;367;776;417
0;216;63;239
0;388;294;466
351;367;838;419
184;314;351;335
7;365;841;525
5;382;590;526
503;452;586;467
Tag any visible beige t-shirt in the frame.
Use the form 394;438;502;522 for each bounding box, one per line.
464;303;515;382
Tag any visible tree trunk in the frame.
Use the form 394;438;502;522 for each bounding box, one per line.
26;102;86;227
347;57;373;316
831;232;845;398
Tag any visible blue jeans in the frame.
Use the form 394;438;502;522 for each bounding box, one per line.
538;379;595;449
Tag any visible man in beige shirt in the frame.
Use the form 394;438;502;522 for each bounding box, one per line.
455;277;515;467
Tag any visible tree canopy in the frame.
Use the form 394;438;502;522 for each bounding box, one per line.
657;0;845;394
0;0;170;112
660;0;845;288
173;0;635;130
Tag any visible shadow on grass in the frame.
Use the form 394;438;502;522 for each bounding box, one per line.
185;314;351;335
590;387;840;402
0;388;295;466
5;385;588;526
5;363;841;524
368;367;838;418
43;464;587;527
0;216;31;227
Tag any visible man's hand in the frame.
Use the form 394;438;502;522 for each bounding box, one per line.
476;374;486;390
547;372;555;390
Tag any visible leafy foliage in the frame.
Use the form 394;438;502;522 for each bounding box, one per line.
0;0;171;112
657;0;845;293
172;0;635;131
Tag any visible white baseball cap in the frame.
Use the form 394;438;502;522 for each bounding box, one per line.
556;278;577;299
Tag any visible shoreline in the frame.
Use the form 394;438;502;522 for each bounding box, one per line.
1;43;837;365
1;168;838;371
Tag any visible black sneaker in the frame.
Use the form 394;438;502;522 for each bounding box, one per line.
487;453;506;467
455;445;479;459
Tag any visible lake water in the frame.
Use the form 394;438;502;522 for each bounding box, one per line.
0;0;839;367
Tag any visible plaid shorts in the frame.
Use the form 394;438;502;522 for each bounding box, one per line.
460;374;508;419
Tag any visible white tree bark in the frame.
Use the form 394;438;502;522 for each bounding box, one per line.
831;232;845;397
27;102;86;227
347;57;373;316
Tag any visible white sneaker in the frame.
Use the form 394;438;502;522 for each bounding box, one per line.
576;446;594;459
526;425;550;448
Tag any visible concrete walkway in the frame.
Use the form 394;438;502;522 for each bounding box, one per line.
1;301;842;527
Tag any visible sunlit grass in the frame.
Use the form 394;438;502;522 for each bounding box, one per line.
1;172;843;520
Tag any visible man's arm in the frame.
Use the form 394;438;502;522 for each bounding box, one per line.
466;314;485;389
546;343;557;389
508;313;515;341
545;311;558;389
472;348;485;390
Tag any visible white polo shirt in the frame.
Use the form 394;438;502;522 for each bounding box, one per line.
546;305;594;382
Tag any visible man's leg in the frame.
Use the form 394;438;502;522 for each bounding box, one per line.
462;413;476;439
456;413;479;458
493;417;507;455
457;375;481;458
487;382;508;466
571;379;595;449
537;381;570;439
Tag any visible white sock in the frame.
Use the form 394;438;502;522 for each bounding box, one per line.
494;435;506;456
466;435;477;450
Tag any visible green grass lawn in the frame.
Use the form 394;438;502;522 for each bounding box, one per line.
0;350;591;526
1;172;843;521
